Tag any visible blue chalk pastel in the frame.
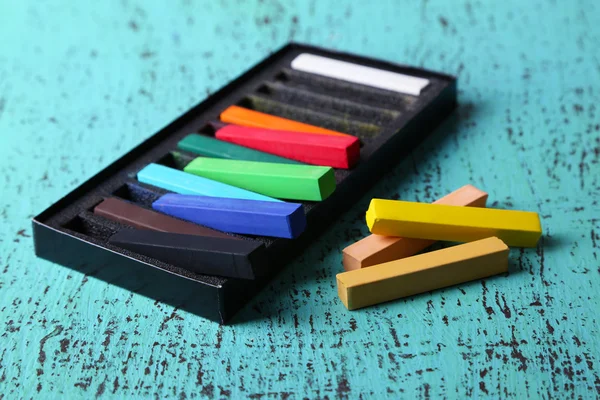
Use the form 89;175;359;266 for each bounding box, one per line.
137;163;280;202
152;194;306;239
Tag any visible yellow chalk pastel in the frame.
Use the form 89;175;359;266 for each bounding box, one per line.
337;237;509;310
342;184;488;271
366;200;541;247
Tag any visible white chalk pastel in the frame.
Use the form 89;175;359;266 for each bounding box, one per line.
291;53;429;96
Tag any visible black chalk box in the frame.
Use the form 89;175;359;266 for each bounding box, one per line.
32;43;457;323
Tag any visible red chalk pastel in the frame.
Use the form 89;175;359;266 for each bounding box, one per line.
215;125;360;169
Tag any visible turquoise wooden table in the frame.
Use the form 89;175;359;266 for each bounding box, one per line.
1;1;599;398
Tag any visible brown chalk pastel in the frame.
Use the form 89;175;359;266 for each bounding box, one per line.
94;197;235;239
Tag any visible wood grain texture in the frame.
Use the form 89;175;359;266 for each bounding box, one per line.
0;1;598;398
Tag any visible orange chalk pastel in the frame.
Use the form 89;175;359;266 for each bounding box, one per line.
342;185;488;271
220;105;350;137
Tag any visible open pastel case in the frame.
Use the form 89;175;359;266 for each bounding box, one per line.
32;43;457;323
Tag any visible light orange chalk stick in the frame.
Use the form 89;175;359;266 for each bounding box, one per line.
342;185;488;271
220;105;350;137
337;237;509;310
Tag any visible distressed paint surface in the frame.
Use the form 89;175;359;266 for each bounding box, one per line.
0;0;599;398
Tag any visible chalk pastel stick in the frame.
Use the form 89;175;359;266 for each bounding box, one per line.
108;229;267;279
153;194;306;239
342;185;488;271
215;125;360;169
184;158;335;201
137;163;280;202
337;237;509;310
367;200;542;247
177;133;301;165
94;197;235;239
220;105;350;137
291;53;430;96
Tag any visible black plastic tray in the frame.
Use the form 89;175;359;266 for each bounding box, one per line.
32;42;457;323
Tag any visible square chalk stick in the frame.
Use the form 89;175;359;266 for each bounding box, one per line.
178;133;301;165
109;229;267;280
337;237;509;310
184;157;336;201
137;163;280;202
94;197;234;239
153;194;307;239
366;200;542;247
220;105;350;137
291;53;430;96
342;185;488;271
215;125;360;169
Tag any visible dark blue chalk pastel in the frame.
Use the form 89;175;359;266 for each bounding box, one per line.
152;194;306;239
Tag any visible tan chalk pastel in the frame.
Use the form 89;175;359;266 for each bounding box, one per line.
337;237;509;310
342;185;488;271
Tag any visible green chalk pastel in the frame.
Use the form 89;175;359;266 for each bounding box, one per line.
184;157;336;201
178;134;300;164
